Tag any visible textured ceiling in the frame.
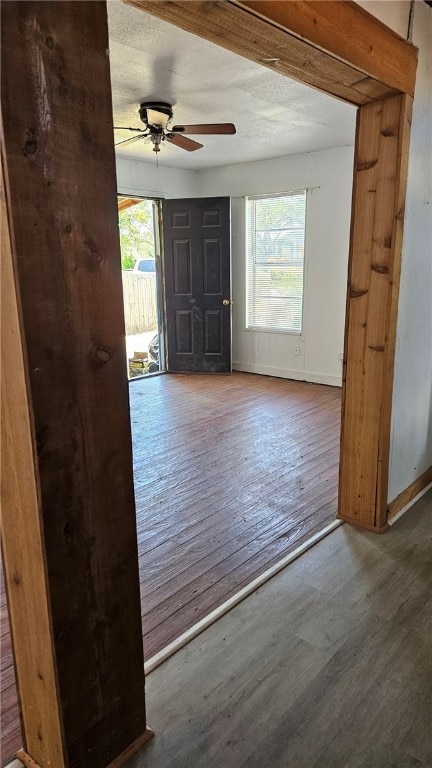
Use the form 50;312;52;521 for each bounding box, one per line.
108;1;356;170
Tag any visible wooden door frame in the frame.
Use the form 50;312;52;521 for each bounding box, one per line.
0;3;418;768
117;194;167;377
125;0;418;531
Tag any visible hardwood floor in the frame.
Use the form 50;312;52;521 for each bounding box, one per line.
123;489;432;768
133;374;340;656
1;372;341;764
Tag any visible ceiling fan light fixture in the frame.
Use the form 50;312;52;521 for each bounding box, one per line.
147;108;170;130
139;101;173;130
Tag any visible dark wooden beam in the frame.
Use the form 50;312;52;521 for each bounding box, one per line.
1;3;152;766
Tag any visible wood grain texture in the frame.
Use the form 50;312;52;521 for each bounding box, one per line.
1;3;147;767
1;148;66;768
236;0;418;96
377;95;414;518
124;0;395;106
387;466;432;521
1;373;340;763
339;95;413;530
121;490;432;768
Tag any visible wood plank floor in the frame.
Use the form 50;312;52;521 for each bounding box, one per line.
122;489;432;768
1;372;340;764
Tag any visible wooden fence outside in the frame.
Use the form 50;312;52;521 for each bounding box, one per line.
122;272;158;335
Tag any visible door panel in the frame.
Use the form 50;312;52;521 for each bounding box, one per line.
163;197;231;372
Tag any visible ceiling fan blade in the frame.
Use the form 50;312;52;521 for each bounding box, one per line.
115;134;146;148
171;123;236;135
113;126;145;133
166;134;203;152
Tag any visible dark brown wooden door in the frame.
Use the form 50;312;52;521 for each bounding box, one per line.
162;197;231;372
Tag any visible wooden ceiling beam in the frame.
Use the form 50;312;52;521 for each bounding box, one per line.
123;0;414;105
235;1;418;97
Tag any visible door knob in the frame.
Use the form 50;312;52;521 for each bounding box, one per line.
222;299;232;306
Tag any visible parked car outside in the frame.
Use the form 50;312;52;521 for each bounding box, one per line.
133;258;156;274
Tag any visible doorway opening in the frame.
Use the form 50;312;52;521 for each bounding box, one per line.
116;183;348;665
118;195;165;378
109;0;355;665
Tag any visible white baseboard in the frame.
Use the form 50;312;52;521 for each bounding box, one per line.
232;362;342;387
388;481;432;526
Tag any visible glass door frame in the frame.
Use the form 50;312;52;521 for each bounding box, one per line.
117;193;167;379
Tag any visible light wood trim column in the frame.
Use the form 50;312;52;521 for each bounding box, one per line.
1;3;151;766
339;94;413;530
377;95;414;519
1;150;66;768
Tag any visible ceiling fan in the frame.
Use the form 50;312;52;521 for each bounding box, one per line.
114;102;236;154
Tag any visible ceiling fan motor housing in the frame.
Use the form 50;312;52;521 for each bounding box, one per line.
139;101;173;129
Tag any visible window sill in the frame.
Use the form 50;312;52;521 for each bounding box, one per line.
245;327;302;336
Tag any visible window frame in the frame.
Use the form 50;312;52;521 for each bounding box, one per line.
245;190;308;336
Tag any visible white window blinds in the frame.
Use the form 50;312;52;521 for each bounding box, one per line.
246;191;306;333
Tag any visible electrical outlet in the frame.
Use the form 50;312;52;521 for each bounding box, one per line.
294;345;301;356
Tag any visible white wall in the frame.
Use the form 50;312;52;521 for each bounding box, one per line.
116;156;199;199
198;146;354;385
356;1;432;500
117;147;354;386
385;3;431;501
